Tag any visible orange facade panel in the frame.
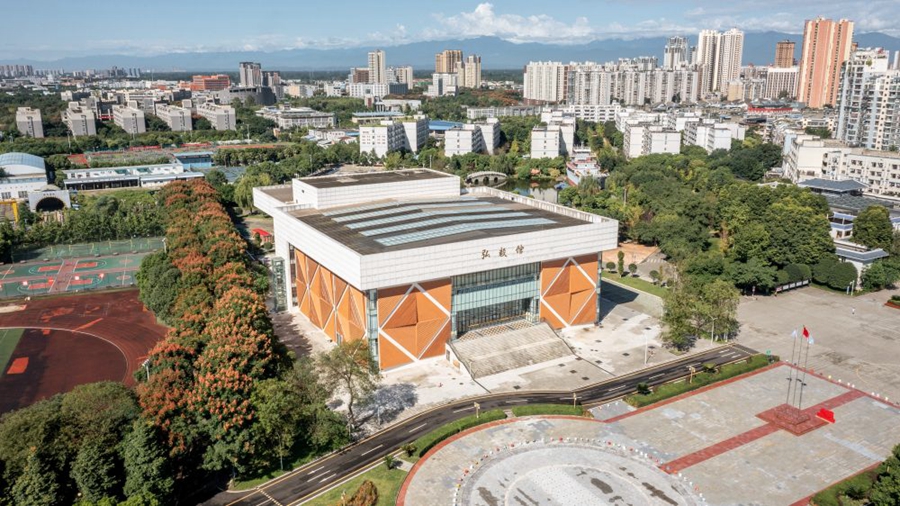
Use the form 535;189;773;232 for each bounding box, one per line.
294;248;366;343
540;254;598;328
377;280;451;370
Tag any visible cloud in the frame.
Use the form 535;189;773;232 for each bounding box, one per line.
429;3;594;44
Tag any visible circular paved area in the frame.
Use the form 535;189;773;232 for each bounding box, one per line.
400;417;703;506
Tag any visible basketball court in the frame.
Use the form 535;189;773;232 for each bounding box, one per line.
0;252;148;299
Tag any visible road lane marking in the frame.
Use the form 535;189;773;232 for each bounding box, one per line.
360;444;383;456
409;422;427;433
504;399;527;403
452;406;473;413
305;465;325;476
319;472;336;483
307;473;326;483
607;385;628;392
649;373;666;379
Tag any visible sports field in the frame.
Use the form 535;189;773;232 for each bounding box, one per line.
0;290;168;414
0;328;25;379
0;253;146;299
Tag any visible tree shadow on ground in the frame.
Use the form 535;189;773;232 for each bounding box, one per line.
358;383;418;426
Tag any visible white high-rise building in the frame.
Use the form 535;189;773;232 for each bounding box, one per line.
389;65;414;85
239;62;262;88
197;103;237;131
764;67;800;100
664;36;689;69
63;103;97;137
154;103;192;132
523;62;568;103
112;104;146;135
15;107;43;138
458;55;482;89
368;50;386;85
696;29;744;95
836;48;900;150
426;73;458;97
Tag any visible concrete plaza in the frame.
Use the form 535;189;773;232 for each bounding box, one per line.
737;286;900;402
401;365;900;505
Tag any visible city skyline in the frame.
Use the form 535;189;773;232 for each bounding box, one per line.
2;1;898;60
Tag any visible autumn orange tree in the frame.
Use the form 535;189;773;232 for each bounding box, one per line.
137;179;295;479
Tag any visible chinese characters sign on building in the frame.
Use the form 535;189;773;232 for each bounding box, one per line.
482;245;525;259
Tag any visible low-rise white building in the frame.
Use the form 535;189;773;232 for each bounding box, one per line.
256;106;336;129
154;103;192;132
444;119;501;157
63;103;97;137
530;110;575;159
359;115;429;158
683;119;746;153
622;120;681;159
63;163;204;191
347;83;389;99
0;152;50;200
15;107;43;138
112;104;146;135
783;134;851;182
197;103;236;131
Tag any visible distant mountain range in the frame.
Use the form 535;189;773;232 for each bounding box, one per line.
6;33;900;72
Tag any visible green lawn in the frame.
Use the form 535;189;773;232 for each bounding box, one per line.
0;328;25;377
304;463;408;506
511;404;586;417
625;354;774;408
605;274;669;298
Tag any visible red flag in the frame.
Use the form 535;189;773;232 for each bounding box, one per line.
802;326;810;339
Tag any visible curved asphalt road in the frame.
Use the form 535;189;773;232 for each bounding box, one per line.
205;343;758;506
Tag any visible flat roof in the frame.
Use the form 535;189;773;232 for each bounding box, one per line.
826;194;900;214
291;195;589;255
799;178;867;192
260;185;295;203
299;169;455;189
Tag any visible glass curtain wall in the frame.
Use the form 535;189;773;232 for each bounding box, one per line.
452;262;540;337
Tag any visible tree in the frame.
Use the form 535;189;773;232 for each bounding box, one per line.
122;420;174;503
72;442;122;502
627;263;638;276
317;341;379;432
827;262;858;290
649;270;660;285
871;443;900;506
605;261;616;273
617;251;625;276
853;206;894;250
862;260;900;291
11;448;62;506
250;378;304;470
346;480;378;506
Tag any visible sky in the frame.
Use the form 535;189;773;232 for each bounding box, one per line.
3;0;898;60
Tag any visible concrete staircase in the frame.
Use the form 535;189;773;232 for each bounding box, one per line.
449;323;575;378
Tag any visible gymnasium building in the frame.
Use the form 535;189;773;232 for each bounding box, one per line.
254;169;618;371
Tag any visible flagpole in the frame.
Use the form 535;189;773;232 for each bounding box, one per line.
792;332;805;408
786;328;798;405
798;335;812;410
